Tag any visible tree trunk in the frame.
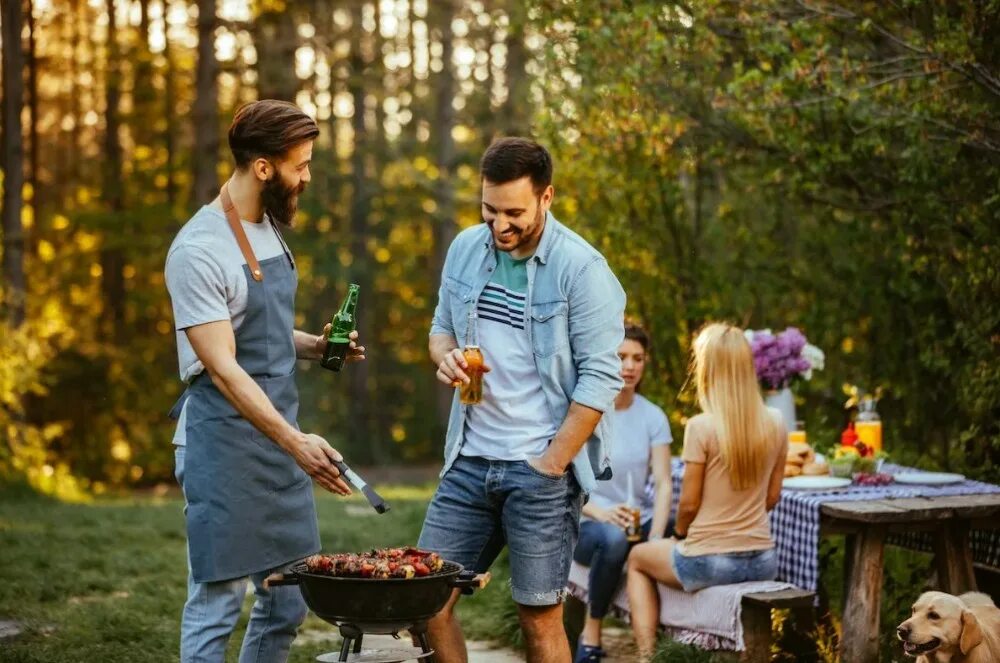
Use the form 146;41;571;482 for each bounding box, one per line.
192;0;219;207
67;0;81;197
253;8;298;101
132;0;155;153
347;1;374;462
430;0;456;431
102;0;126;339
500;1;530;136
1;0;27;326
25;0;39;226
163;0;176;208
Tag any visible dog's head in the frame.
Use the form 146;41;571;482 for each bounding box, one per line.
897;591;984;659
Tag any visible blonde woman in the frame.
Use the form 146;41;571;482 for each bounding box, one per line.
625;323;787;659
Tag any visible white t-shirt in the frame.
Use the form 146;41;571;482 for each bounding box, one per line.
164;205;289;445
461;251;557;460
585;394;672;522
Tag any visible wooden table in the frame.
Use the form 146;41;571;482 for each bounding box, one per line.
820;493;1000;663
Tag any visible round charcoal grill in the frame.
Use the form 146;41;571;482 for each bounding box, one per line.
266;559;489;662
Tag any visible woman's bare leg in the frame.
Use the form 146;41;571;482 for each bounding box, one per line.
626;539;683;660
580;613;603;647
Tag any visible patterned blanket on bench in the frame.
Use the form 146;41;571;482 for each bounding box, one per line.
567;561;794;651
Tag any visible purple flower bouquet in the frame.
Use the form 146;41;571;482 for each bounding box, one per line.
744;327;825;390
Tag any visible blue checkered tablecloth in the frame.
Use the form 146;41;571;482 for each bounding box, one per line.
647;460;1000;592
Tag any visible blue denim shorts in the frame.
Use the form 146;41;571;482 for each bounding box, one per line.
418;455;584;606
671;547;778;592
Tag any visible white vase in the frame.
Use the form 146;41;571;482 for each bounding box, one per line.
764;387;797;432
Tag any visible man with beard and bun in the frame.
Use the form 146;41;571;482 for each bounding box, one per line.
420;137;626;663
165;100;365;663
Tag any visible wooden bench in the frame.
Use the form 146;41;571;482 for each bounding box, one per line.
741;588;816;662
565;573;816;662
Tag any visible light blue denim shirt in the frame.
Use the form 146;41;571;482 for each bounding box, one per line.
430;212;626;494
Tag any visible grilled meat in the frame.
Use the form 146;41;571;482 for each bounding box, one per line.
305;548;443;579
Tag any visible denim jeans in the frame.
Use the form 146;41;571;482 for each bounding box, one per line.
572;521;631;619
671;547;778;593
573;518;674;618
175;446;308;663
418;455;584;606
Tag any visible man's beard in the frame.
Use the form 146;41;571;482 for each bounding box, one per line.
261;175;304;227
489;204;544;252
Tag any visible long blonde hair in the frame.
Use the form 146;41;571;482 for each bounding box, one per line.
692;323;773;490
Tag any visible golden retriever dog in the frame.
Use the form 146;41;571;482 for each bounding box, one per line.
896;591;1000;662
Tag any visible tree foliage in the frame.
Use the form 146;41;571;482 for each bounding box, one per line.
533;0;999;479
1;0;997;493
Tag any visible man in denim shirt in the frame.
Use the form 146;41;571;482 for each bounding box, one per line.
419;138;625;663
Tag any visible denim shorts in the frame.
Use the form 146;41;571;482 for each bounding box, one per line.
671;547;778;593
418;455;584;606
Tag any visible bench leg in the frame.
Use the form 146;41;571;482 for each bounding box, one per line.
842;526;885;663
741;604;771;663
934;520;977;595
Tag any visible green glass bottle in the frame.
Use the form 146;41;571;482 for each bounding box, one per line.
321;284;360;372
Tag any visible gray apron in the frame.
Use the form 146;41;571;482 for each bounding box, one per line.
170;190;319;584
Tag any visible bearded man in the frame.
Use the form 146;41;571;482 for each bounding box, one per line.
164;100;364;662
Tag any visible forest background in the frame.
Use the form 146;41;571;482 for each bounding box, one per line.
1;0;998;498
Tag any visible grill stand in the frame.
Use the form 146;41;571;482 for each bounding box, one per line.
323;622;434;663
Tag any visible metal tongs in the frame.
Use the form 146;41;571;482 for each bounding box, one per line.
333;460;390;514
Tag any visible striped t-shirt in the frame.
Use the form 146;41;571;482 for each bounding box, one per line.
461;251;557;460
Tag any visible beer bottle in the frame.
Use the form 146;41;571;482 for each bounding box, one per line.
625;471;642;543
321;284;360;372
458;309;484;405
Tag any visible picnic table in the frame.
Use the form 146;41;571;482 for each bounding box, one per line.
821;489;1000;662
662;459;1000;662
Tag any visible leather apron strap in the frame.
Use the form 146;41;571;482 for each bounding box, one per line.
220;183;263;282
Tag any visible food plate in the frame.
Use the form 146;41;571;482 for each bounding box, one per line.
782;476;852;490
893;472;965;485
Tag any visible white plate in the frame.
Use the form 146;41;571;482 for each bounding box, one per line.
783;476;852;490
893;472;965;485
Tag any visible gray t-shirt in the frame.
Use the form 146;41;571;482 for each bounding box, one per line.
586;394;672;522
164;205;289;444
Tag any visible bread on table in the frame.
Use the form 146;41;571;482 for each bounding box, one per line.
801;461;829;476
786;442;813;466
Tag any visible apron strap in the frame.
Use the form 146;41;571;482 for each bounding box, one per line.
220;183;264;282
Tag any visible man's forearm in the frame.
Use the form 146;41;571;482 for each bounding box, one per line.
540;402;604;473
429;333;459;366
294;329;323;360
206;360;305;452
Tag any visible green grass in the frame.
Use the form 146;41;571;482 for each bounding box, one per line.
0;483;515;662
0;483;950;662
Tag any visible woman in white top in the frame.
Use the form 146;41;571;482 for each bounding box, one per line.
571;322;673;663
626;323;786;660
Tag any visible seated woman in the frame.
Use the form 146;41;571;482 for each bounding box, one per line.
626;323;787;660
572;322;673;663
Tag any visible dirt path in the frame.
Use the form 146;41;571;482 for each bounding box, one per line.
296;627;638;662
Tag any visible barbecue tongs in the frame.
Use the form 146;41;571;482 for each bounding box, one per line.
333;460;390;514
